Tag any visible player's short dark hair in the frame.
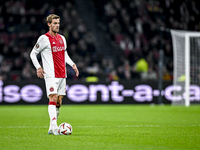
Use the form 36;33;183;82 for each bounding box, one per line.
46;14;60;24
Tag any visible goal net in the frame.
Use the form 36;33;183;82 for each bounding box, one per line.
170;30;200;106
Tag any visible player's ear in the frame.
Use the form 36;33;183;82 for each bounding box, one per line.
47;22;51;28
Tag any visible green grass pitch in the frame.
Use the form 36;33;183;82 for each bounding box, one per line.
0;104;200;150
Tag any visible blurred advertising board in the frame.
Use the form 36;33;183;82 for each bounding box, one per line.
0;80;199;105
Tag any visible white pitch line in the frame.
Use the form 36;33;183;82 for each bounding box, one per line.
0;125;199;128
0;126;48;128
77;125;200;127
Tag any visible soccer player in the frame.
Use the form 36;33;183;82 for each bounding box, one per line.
30;14;79;135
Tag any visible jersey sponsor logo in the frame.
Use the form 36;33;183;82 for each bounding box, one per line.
52;46;65;52
35;43;39;49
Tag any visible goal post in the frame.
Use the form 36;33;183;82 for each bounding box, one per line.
170;30;200;106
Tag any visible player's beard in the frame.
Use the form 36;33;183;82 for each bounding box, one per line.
52;27;59;33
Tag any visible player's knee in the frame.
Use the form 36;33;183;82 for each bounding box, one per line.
49;94;58;103
56;102;61;108
57;96;63;108
56;100;61;108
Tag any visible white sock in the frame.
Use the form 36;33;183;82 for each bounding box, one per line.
56;107;60;119
48;102;58;129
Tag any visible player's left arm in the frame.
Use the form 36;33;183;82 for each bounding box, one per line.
72;63;79;77
65;51;79;77
62;35;79;77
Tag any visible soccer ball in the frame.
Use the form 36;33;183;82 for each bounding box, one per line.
59;122;72;135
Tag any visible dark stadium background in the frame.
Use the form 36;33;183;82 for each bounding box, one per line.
0;0;199;104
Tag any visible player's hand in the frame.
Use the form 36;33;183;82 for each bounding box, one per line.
37;67;45;78
72;64;79;77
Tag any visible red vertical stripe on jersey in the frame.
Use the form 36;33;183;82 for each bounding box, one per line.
45;32;66;78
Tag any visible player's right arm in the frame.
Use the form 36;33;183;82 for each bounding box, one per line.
30;35;47;78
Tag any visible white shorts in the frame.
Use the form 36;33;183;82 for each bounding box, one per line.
44;77;66;98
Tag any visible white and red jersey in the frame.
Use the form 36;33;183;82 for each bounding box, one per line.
30;32;74;78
